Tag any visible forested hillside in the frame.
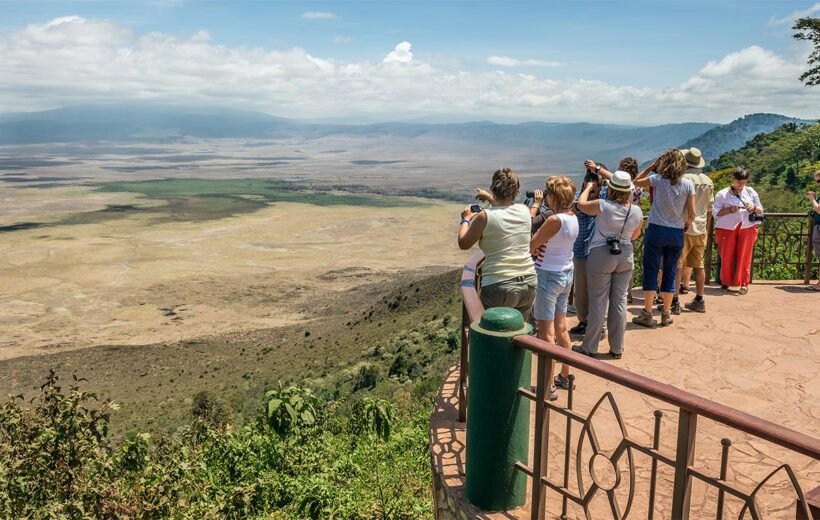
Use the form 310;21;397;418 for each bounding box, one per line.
678;113;813;164
706;121;820;211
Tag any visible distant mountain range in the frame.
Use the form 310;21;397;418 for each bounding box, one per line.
0;105;812;170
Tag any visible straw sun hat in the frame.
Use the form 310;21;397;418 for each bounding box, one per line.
682;147;706;168
607;170;634;192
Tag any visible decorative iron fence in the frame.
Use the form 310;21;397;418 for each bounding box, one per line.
631;213;817;286
458;252;820;519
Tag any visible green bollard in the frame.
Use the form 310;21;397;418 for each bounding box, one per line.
465;307;532;511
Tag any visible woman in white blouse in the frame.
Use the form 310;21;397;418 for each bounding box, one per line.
712;167;763;295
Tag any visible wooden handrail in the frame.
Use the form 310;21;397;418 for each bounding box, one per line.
512;334;820;460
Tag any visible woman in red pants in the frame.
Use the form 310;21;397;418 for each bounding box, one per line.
712;167;764;295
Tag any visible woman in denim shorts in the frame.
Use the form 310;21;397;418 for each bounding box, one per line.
530;176;579;399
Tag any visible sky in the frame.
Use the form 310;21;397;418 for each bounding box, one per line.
1;0;819;124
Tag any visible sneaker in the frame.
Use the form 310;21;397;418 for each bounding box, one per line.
685;298;706;313
567;304;577;315
738;286;748;295
661;311;673;327
554;374;575;390
572;345;595;357
600;328;607;340
720;284;729;291
608;351;623;360
632;309;656;328
531;384;560;401
569;322;587;335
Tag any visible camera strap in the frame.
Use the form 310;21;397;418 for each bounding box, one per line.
597;204;632;242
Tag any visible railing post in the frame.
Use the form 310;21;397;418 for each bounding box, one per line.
805;214;815;285
530;353;551;520
459;302;469;422
671;409;698;519
465;308;532;511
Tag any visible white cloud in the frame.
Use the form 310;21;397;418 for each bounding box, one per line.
0;17;818;123
769;3;820;25
383;41;413;64
487;55;562;67
301;11;336;20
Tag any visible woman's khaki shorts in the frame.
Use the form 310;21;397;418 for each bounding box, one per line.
678;233;707;269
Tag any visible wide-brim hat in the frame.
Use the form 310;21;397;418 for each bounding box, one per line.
607;170;634;192
682;147;706;168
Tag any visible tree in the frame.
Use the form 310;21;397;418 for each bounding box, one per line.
793;16;820;86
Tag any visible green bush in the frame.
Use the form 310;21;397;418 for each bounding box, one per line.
0;373;433;518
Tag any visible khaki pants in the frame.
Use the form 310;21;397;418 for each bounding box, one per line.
480;275;537;323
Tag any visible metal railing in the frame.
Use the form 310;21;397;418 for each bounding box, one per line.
458;252;820;519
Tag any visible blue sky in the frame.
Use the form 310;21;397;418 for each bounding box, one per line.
1;1;819;123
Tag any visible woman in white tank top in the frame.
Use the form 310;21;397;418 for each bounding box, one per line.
529;176;579;398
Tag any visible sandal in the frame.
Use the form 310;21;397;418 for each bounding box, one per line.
738;286;748;295
679;284;689;295
608;351;622;360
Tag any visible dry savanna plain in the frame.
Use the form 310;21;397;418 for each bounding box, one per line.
1;136;553;431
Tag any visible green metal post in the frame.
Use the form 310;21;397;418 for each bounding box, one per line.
465;307;532;511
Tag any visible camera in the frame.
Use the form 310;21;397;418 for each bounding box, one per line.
583;168;601;187
606;236;622;255
525;190;535;198
748;213;765;223
470;204;482;213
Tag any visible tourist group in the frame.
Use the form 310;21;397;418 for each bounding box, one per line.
457;149;820;400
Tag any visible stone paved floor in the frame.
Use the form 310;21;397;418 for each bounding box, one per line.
430;280;820;519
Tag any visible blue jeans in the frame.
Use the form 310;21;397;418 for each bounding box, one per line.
642;223;684;293
533;268;574;321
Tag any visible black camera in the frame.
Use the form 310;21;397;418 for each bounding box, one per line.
748;213;765;223
583;168;601;186
525;190;535;198
470;204;482;213
606;236;622;255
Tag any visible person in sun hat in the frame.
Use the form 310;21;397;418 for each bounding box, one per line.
670;147;713;313
572;170;644;359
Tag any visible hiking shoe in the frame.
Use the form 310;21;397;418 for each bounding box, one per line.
661;311;673;327
738;286;749;295
685;298;706;313
632;309;656;328
670;300;681;315
569;322;587;335
657;300;681;315
554;374;575;390
653;295;663;305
